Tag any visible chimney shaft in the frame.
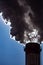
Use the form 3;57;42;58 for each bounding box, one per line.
24;43;41;65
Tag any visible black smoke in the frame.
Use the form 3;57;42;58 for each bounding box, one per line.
0;0;43;43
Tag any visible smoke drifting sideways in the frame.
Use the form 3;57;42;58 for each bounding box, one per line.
0;0;43;45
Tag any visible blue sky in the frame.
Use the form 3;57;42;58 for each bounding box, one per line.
0;16;43;65
0;17;25;65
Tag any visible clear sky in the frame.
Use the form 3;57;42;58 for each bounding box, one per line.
0;17;25;65
0;16;43;65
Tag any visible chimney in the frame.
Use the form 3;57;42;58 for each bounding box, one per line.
24;43;41;65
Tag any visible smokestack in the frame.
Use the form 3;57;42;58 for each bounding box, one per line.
0;1;43;65
24;43;41;65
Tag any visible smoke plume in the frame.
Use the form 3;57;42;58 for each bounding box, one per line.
0;0;43;44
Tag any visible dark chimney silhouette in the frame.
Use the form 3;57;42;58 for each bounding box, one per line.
24;43;41;65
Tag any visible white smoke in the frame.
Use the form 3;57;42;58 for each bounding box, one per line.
23;5;40;44
23;29;40;44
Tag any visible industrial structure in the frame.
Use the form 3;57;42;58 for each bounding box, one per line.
24;43;41;65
